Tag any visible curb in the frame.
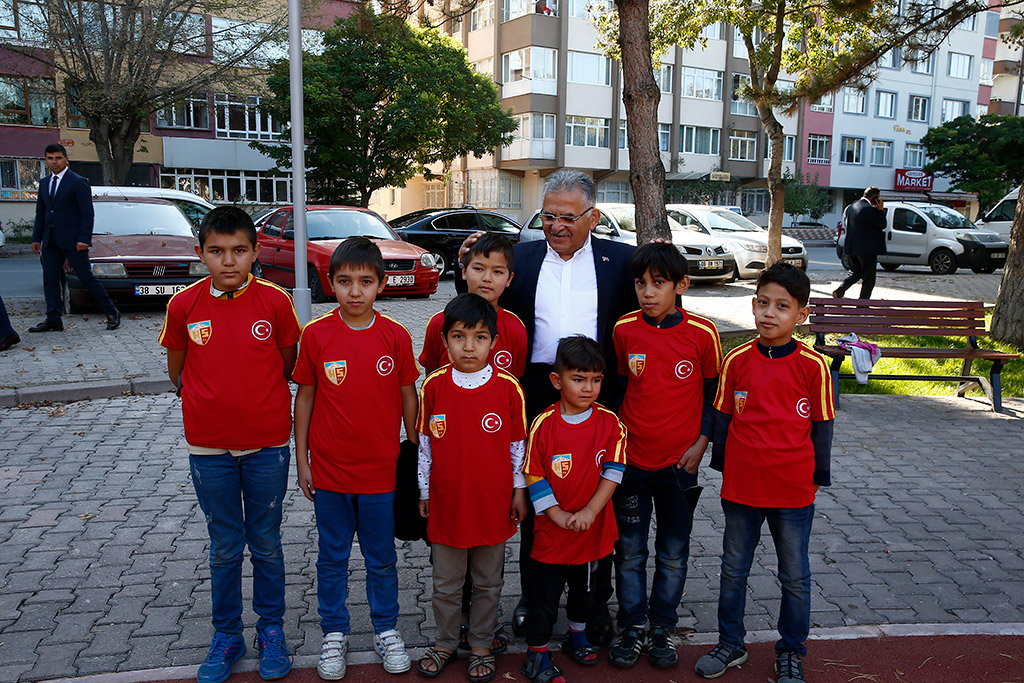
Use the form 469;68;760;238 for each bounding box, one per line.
0;375;175;408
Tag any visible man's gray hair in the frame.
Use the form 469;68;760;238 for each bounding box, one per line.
543;170;596;205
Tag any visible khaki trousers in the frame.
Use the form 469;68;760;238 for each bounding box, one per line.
431;542;505;650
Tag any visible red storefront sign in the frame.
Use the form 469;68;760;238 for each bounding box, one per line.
894;169;933;191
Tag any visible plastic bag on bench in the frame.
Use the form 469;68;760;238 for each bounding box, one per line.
838;333;881;384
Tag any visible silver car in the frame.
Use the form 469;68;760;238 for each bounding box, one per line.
521;203;736;283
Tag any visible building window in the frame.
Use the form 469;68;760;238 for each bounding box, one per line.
904;143;925;169
843;87;866;114
0;76;55;126
730;74;757;116
66;90;88;129
765;134;795;162
981;58;994;86
985;11;999;38
499;174;522;209
807;134;831;164
840;136;864;164
680;67;722;101
728;130;757;161
597;180;631;203
732;26;748;60
0;156;45;200
742;188;769;214
870;140;892;166
213;93;279;140
505;0;559;20
161;167;292;204
658;123;670;152
472;58;493;78
567;51;611;86
0;0;46;42
876;90;896;118
158;93;210;129
948;52;972;79
941;99;969;122
976;104;988;117
565;116;609;148
699;22;722;40
810;92;833;113
655;64;673;93
908;95;930;123
618;119;627;149
910;51;933;74
958;13;976;31
502;47;557;83
878;49;899;69
424;180;446;209
568;0;607;18
470;0;493;30
681;125;720;155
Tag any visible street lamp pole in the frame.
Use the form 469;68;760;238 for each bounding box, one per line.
288;0;311;324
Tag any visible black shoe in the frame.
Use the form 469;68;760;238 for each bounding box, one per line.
511;598;528;637
0;332;19;350
28;320;63;333
775;651;805;683
106;310;121;330
608;627;645;669
831;288;843;298
648;625;678;668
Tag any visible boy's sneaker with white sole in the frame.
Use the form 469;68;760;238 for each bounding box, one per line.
374;629;412;674
317;632;348;680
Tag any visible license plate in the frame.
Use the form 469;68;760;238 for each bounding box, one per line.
135;284;188;296
784;259;804;266
387;274;415;286
992;252;1006;259
698;259;724;270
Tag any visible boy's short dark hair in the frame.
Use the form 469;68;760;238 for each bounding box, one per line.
629;242;688;281
329;236;385;281
756;262;811;307
464;232;515;272
442;293;498;338
198;206;258;248
553;335;605;374
44;143;68;157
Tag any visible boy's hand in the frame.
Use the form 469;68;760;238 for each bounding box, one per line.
676;440;707;473
511;489;528;524
549;508;573;530
569;507;597;531
296;460;315;502
419;499;430;518
457;230;487;265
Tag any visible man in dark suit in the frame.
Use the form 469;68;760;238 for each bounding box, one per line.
834;185;887;299
31;144;120;331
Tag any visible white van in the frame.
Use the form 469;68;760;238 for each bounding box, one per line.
92;186;215;229
977;188;1018;242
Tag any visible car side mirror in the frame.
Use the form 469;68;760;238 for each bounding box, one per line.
593;225;613;235
282;230;294;240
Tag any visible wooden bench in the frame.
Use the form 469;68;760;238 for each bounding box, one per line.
809;298;1019;413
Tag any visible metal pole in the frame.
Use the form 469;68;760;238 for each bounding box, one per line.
288;0;311;325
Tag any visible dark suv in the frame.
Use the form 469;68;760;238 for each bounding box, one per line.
389;208;521;274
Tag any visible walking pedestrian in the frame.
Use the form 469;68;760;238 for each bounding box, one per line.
0;292;19;350
833;186;887;299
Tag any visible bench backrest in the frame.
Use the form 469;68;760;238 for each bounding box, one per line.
808;298;987;338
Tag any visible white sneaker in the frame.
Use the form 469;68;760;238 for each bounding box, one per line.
317;632;348;680
374;628;412;674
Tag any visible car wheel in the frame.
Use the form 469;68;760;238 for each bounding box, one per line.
252;259;264;278
840;253;853;271
928;248;958;275
881;263;900;272
308;265;328;303
431;251;448;274
972;265;997;274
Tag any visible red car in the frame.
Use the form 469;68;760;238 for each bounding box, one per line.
256;206;439;302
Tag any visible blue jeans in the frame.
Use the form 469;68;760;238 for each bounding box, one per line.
314;489;399;635
717;499;814;656
189;446;290;636
613;464;701;628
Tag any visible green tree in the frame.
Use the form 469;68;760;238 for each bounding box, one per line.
783;170;832;222
255;8;517;207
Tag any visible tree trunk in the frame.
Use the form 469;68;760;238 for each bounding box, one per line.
615;0;669;244
360;188;372;207
88;117;141;186
759;106;785;266
990;180;1024;349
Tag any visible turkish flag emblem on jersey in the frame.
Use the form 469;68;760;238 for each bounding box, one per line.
628;353;646;377
324;360;347;386
552;453;572;479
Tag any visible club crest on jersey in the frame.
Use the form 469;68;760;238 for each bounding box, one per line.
552;454;572;479
324;360;347;386
628;353;646;377
493;350;513;369
429;414;447;438
734;391;748;414
188;320;212;346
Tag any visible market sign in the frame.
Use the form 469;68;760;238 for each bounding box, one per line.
709;171;731;181
894;169;933;191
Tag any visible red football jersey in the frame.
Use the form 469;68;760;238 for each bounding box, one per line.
525;403;627;565
417;366;527;548
418;307;528;377
292;310;419;494
159;276;301;449
714;340;835;508
613;308;723;470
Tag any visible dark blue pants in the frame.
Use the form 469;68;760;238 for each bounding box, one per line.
40;245;117;320
0;293;14;337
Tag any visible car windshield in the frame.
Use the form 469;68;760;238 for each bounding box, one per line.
606;206;686;232
307;210;397;240
918;205;976;229
92;202;195;237
703;210;764;232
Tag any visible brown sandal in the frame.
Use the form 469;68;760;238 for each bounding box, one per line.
417;647;454;678
468;653;496;682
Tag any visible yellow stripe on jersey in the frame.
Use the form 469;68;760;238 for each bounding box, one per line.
381;313;414;341
503;309;526;326
496;370;528;434
799;348;836;420
524;407;557;475
416;367;450;433
594;405;628;465
685;314;724;367
714;340;756;410
157;277;209;345
255;278;302;329
613;311;641;330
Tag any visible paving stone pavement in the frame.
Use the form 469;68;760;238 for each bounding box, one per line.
0;392;1022;682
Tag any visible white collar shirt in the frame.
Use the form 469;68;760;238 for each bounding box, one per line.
50;168;68;197
531;234;598;365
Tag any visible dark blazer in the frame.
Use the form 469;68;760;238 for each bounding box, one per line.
842;197;887;257
33;171;95;250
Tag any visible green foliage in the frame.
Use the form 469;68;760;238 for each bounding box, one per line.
255;8;518;205
783;169;832;222
922;114;1024;209
665;177;734;205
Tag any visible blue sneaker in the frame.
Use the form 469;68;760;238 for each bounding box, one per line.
255;626;293;680
197;633;246;683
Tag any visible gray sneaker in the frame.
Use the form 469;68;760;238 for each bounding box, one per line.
775;651;805;683
695;643;748;679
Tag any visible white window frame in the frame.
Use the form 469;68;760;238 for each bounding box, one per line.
158;93;210;129
742;189;769;214
499;174;522;209
870;139;893;167
843;87;866;114
680;125;721;155
160;167;292;204
840;136;864;164
731;74;757;116
0;156;46;200
699;22;721;40
470;0;493;30
567;51;611;86
565;115;609;148
810;92;833;113
876;90;896;119
765;134;795;162
214;93;279;140
680;66;722;101
908;95;930;123
941;98;968;122
948;52;972;79
981;58;994;86
596;180;631;203
502;47;557;83
904;142;925;169
807;134;831;165
655;64;673;93
658;123;670;152
728;130;757;161
910;51;934;74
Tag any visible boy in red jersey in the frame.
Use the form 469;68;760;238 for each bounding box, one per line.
415;293;529;683
292;237;419;680
420;233;528;377
159;207;300;683
610;242;722;670
521;336;626;683
695;263;834;683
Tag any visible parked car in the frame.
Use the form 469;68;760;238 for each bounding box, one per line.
92;186;215;231
787;220;830;231
977;188;1018;242
63;197;207;312
389;208;521;274
835;201;1007;274
521;203;736;283
250;207;277;231
256;205;439;302
667;204;807;279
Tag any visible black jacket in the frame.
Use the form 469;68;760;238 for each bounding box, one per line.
33;171;95;250
842;197;887;257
